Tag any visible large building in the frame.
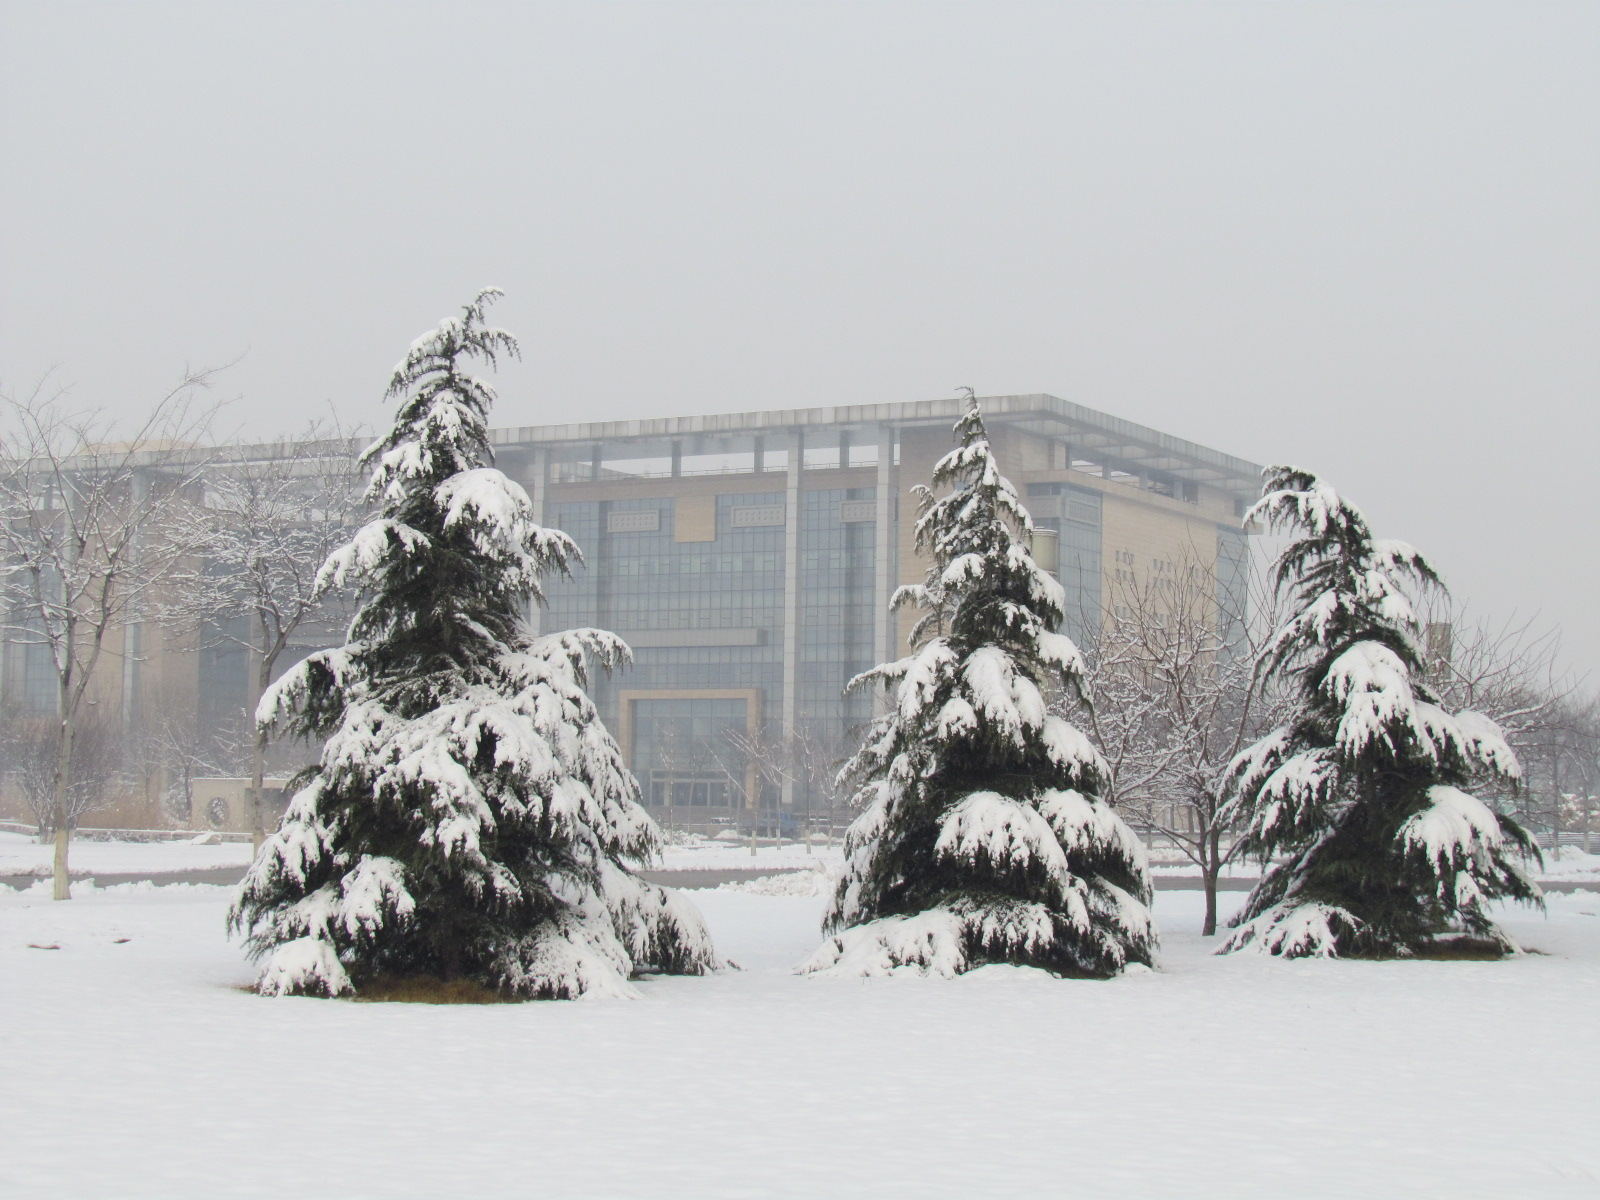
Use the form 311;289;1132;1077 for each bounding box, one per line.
0;393;1260;832
502;393;1259;827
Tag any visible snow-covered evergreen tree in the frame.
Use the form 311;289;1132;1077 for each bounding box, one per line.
804;394;1154;979
1220;466;1541;957
229;289;718;998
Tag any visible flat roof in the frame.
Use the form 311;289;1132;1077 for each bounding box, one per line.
74;393;1262;501
493;393;1262;498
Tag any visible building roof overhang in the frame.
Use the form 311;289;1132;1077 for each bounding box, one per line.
46;393;1262;505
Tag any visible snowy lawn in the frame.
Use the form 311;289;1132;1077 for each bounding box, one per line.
0;829;253;878
9;828;1594;884
1541;844;1600;880
0;830;827;880
659;834;843;872
2;881;1597;1198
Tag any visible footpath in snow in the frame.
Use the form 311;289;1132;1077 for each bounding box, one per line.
0;830;254;880
1;873;1597;1198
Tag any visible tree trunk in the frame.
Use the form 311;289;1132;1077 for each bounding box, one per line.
250;640;273;852
52;824;72;901
51;716;75;902
250;725;268;853
1201;864;1219;937
1200;825;1222;937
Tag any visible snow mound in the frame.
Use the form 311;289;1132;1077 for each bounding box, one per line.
720;870;833;898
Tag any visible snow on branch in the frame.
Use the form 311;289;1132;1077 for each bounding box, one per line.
255;936;354;998
935;792;1071;886
1222;901;1363;958
1399;786;1507;870
314;520;429;595
961;645;1047;746
1325;641;1415;757
1036;788;1147;871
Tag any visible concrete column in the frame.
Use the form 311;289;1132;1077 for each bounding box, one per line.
780;429;803;811
873;424;897;667
525;445;549;635
121;468;150;729
872;425;898;716
669;441;682;478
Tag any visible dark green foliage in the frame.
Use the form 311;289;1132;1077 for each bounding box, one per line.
805;394;1155;979
1221;467;1541;958
229;290;717;998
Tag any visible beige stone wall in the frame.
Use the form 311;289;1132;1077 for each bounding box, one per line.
189;776;293;832
892;427;952;652
1099;490;1223;633
673;495;717;542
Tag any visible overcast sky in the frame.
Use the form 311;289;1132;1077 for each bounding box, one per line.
3;1;1596;678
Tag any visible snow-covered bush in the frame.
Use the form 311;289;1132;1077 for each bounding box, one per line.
804;394;1154;980
229;289;719;998
1220;467;1541;958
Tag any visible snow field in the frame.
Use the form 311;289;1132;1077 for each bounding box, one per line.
658;836;843;872
2;882;1597;1198
8;828;1593;884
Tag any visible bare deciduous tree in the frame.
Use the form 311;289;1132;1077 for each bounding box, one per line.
0;703;127;839
1421;608;1592;845
1072;554;1290;935
130;680;240;826
0;376;219;898
723;719;856;844
164;421;365;847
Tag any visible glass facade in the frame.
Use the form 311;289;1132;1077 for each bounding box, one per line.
1027;482;1103;647
197;611;251;758
7;568;61;714
1216;526;1250;655
536;469;1135;818
16;636;56;714
632;696;749;808
796;487;876;736
534;467;1129;820
542;491;787;810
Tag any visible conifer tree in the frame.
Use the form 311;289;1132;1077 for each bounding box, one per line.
229;289;718;998
804;393;1154;979
1220;466;1541;957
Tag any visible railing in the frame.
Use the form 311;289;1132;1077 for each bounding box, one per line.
551;459;881;484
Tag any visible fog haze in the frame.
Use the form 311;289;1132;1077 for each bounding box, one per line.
3;1;1595;675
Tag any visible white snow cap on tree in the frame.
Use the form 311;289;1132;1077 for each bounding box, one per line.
230;289;719;998
1220;466;1540;958
804;391;1154;980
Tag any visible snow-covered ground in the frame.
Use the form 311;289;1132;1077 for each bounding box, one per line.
8;827;1597;884
1540;843;1600;880
659;834;843;872
2;879;1596;1198
0;830;253;878
0;830;824;880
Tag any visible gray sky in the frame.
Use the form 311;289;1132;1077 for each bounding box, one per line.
3;1;1596;678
